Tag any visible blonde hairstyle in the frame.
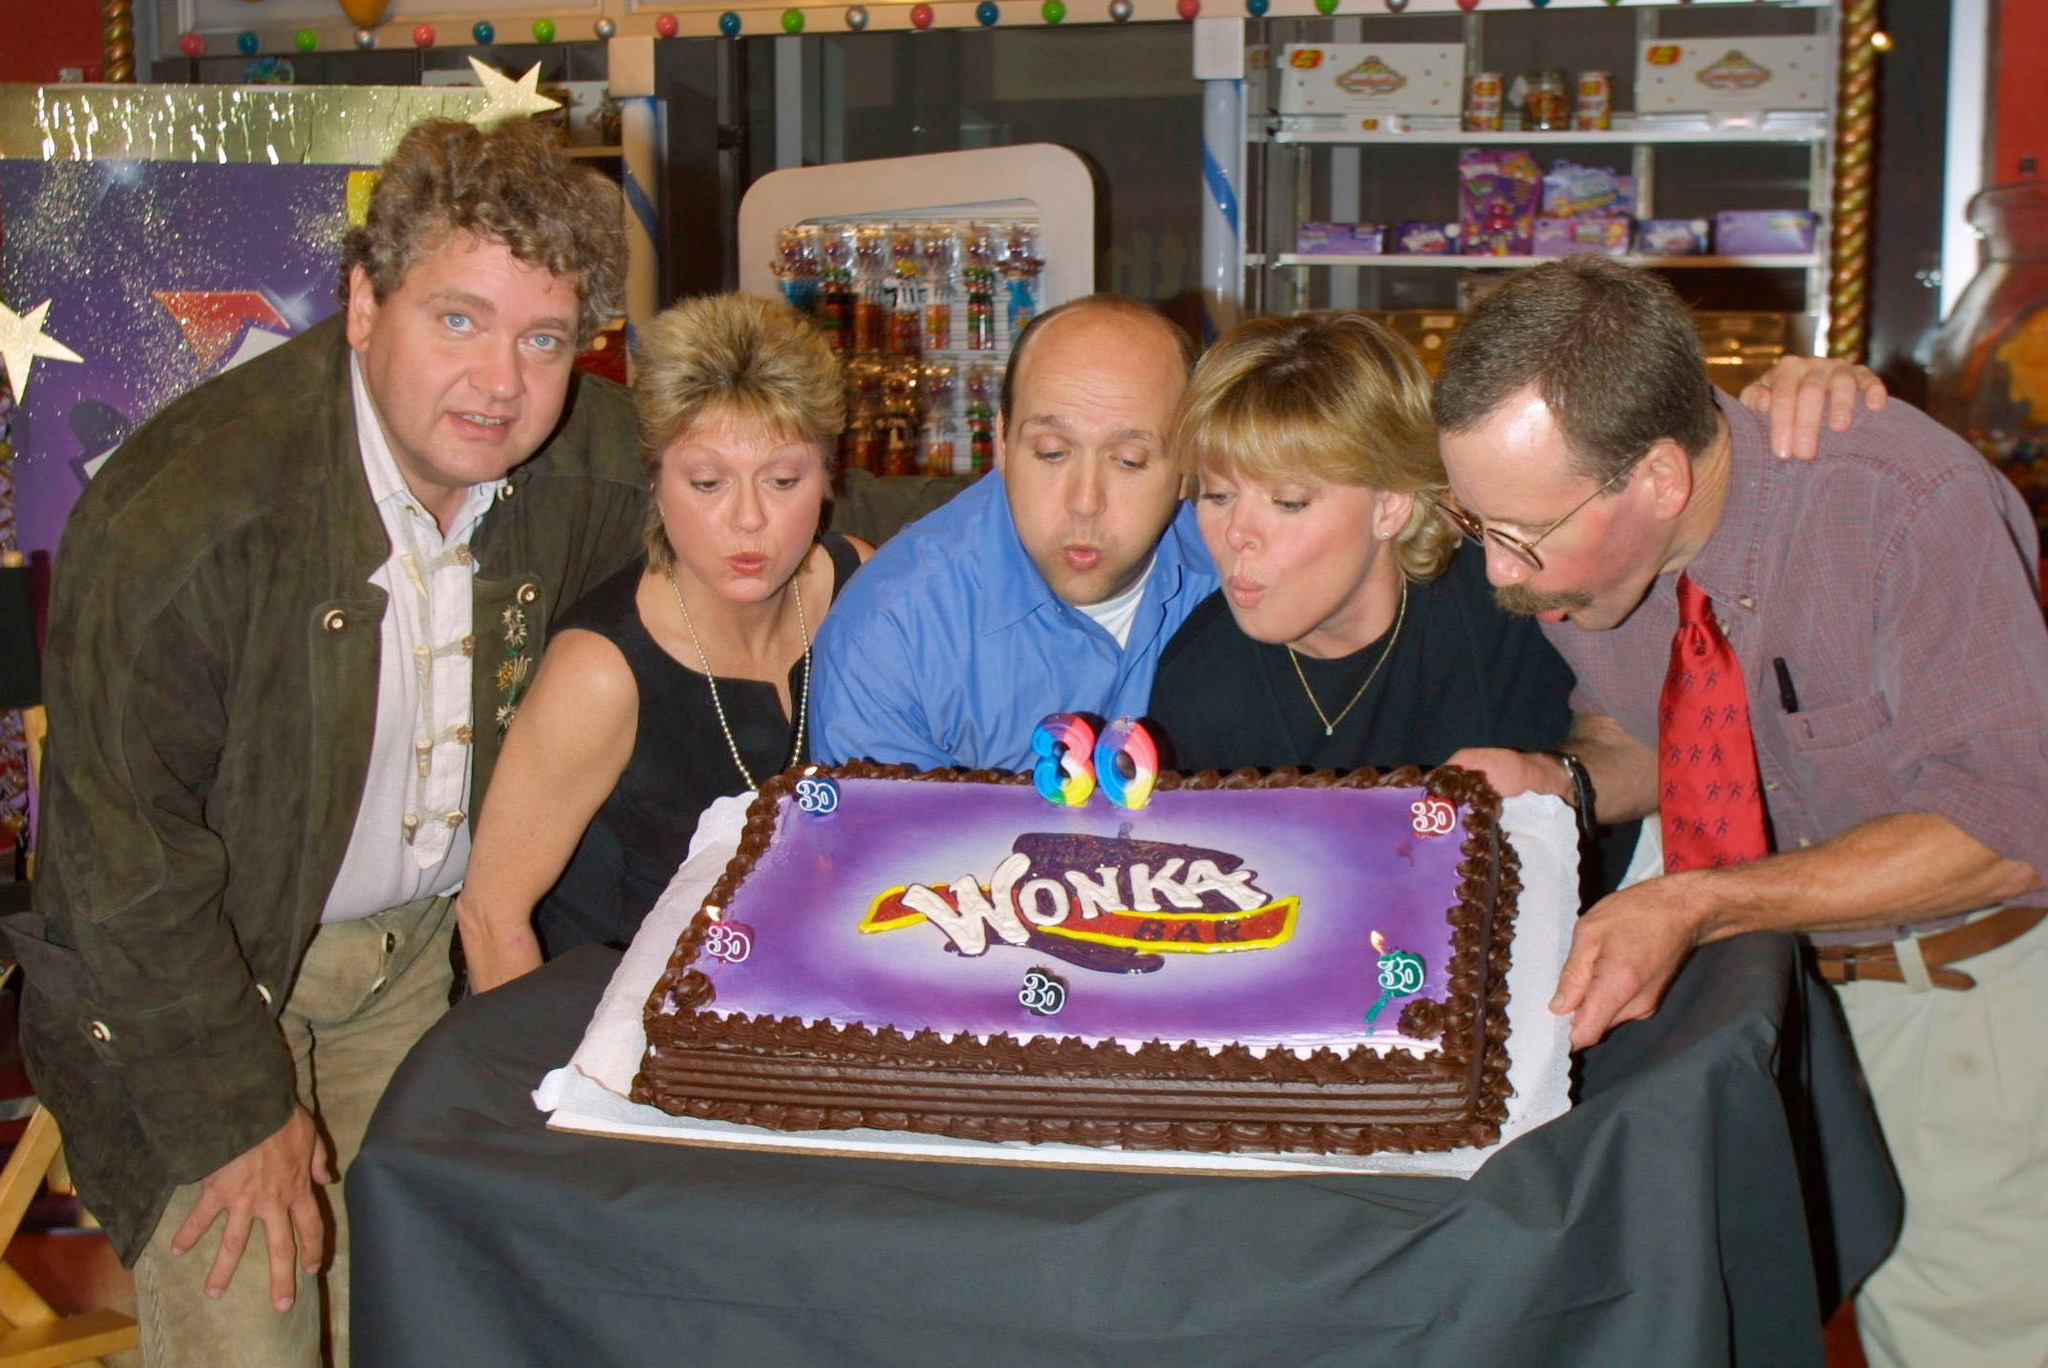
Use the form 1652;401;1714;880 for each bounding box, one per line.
339;118;624;346
1171;311;1458;582
632;292;846;569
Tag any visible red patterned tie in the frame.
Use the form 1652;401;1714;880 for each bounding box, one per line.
1658;574;1771;872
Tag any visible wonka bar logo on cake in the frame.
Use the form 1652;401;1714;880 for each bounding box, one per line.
858;830;1300;963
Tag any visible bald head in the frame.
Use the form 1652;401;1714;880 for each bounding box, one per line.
999;295;1197;437
993;295;1194;607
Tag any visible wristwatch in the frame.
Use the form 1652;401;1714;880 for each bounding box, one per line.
1543;750;1598;846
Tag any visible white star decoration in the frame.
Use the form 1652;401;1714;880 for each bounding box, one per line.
0;298;85;405
466;58;561;129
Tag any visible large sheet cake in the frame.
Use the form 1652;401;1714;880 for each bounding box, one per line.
634;763;1521;1154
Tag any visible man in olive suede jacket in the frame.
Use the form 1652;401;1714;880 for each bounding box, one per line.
2;120;645;1367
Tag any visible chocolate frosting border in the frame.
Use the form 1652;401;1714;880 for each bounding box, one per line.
633;762;1521;1154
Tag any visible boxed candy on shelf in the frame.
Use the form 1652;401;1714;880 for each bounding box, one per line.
1541;163;1636;219
1459;148;1541;257
1636;218;1713;255
1277;44;1465;121
1395;222;1464;255
1532;217;1633;258
1295;222;1388;256
1637;38;1828;116
1713;210;1818;255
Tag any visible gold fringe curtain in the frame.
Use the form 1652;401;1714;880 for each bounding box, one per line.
1828;0;1881;361
101;0;135;82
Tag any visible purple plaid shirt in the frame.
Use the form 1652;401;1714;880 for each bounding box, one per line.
1549;390;2048;941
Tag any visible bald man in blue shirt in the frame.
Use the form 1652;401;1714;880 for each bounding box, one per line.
811;295;1213;771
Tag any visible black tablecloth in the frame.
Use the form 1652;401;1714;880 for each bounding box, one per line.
350;935;1897;1368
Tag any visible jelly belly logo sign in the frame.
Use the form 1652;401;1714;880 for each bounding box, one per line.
859;833;1298;963
1697;50;1771;91
1336;56;1407;98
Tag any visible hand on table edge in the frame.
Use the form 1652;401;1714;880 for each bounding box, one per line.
169;1105;329;1311
1550;813;2043;1050
1547;871;1714;1050
1737;355;1889;461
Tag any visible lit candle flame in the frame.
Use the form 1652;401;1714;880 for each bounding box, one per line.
1370;930;1386;954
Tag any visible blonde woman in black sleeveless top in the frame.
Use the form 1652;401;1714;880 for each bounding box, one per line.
457;295;870;991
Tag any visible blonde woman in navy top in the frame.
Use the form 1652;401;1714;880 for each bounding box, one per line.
458;294;870;990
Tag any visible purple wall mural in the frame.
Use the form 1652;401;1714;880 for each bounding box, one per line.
0;159;360;561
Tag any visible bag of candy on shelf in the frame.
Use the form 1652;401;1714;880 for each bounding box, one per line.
1459;148;1541;256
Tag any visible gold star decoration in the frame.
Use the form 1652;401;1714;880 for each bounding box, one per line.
0;299;85;405
466;58;561;130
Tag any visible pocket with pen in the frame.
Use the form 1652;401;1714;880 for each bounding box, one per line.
1784;690;1892;752
1776;690;1895;835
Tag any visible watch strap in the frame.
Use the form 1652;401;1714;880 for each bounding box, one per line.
1544;749;1598;846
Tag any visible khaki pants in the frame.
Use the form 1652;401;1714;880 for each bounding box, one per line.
133;896;454;1368
1837;919;2048;1368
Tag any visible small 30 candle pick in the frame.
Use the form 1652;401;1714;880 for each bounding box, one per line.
1364;930;1425;1029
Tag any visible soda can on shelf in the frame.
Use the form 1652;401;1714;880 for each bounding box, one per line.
1463;72;1504;132
1573;71;1613;131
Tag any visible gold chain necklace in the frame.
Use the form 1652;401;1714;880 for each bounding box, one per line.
1287;577;1408;738
666;566;810;792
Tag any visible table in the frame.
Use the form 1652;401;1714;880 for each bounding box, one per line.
349;934;1898;1368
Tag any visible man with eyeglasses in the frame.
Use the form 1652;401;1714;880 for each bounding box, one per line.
1436;256;2048;1368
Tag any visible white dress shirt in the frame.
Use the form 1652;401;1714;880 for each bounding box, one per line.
322;356;505;922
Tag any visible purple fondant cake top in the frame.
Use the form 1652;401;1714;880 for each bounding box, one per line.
698;778;1468;1052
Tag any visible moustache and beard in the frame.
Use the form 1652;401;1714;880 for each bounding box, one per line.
1495;582;1594;617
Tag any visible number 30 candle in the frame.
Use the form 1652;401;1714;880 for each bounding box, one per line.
1031;713;1097;806
1030;714;1158;809
1094;716;1158;810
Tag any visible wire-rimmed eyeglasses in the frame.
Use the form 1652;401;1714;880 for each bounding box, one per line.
1435;462;1636;573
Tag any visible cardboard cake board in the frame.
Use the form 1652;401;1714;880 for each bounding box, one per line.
539;790;1583;1179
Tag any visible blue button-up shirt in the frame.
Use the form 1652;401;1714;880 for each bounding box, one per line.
811;474;1218;771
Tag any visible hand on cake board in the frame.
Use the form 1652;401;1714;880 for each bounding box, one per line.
1737;355;1888;461
1548;876;1708;1050
1442;748;1573;806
